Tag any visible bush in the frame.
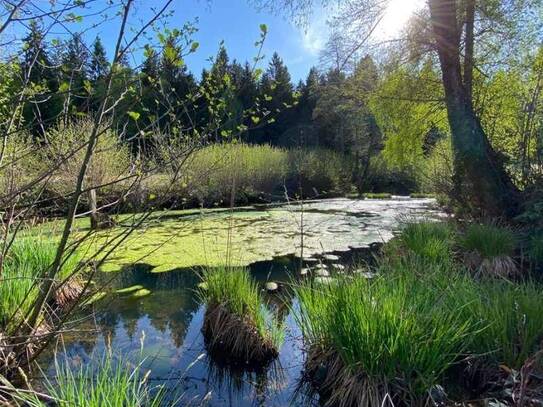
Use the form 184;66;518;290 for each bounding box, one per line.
287;148;352;197
43;119;131;205
364;154;419;195
152;143;352;206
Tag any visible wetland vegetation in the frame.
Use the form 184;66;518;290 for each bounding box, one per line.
1;0;543;406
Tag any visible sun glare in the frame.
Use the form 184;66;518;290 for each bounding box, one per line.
378;0;426;38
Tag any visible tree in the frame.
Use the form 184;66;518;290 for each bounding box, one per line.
60;32;90;115
90;36;109;81
20;20;62;135
257;52;295;145
428;0;520;217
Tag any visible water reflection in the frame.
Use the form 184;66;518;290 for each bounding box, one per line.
41;260;312;406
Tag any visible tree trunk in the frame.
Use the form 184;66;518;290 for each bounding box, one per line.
88;188;99;230
428;0;520;218
463;0;475;103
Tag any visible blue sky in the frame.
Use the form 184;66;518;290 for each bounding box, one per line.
60;0;329;82
6;0;424;81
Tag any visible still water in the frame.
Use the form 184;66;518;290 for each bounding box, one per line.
39;198;440;406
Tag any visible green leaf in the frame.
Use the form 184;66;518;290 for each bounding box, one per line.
128;111;141;121
251;116;260;124
259;24;268;35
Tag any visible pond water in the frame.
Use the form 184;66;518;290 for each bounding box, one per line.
39;198;440;406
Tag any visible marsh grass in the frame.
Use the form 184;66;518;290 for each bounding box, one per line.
294;259;480;406
394;221;455;264
199;266;284;365
469;280;543;369
460;223;518;277
0;237;81;329
10;353;166;406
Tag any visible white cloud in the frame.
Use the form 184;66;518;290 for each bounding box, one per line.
298;13;329;56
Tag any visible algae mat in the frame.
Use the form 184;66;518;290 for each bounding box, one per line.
97;198;439;272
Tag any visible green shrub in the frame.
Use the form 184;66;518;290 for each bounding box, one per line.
287;148;352;196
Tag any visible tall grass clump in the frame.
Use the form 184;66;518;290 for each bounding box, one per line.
469;280;543;369
460;223;518;278
199;267;284;365
11;353;166;407
0;237;81;330
391;221;455;265
294;259;479;406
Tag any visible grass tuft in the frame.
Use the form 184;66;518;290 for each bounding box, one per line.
294;259;479;406
460;223;517;277
395;221;454;264
0;237;80;330
11;353;166;406
199;266;284;365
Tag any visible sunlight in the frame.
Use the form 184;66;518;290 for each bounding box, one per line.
377;0;426;38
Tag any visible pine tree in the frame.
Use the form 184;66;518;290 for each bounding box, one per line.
21;20;61;135
61;32;90;113
258;52;295;145
90;36;109;81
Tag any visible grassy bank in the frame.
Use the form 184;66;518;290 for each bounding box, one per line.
294;221;543;405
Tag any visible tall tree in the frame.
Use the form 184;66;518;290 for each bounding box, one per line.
20;20;61;135
258;52;295;145
90;36;109;81
428;0;520;217
60;32;90;115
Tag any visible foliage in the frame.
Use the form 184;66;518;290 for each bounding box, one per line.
394;220;455;264
0;236;80;329
294;259;479;404
469;280;543;368
42;119;131;201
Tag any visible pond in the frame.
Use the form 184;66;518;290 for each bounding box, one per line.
38;197;440;406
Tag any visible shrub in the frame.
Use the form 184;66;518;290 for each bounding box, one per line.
43;119;131;205
287;148;352;196
294;259;479;406
199;266;283;364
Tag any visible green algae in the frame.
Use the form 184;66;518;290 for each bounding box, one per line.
132;288;151;298
116;285;144;294
27;199;439;274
